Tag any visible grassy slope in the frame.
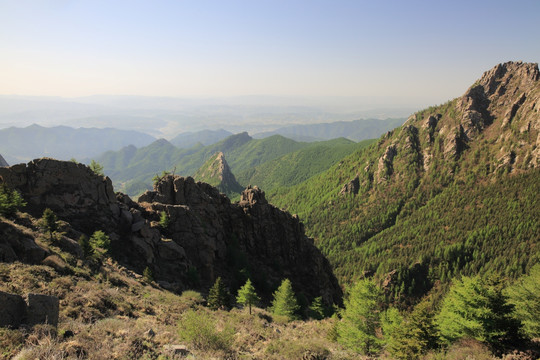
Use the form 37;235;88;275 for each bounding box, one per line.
0;212;352;360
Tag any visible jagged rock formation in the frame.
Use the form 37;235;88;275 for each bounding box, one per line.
139;175;342;304
193;152;243;197
0;154;8;167
0;159;342;305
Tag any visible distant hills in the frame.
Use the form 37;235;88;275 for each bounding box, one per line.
170;129;233;148
270;61;540;300
253;118;405;141
0;124;156;165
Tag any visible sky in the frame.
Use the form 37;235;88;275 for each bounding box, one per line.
1;0;539;105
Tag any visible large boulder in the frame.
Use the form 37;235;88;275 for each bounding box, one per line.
0;291;26;327
25;293;59;327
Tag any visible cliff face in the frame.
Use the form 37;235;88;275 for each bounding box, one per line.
139;176;342;304
0;159;342;305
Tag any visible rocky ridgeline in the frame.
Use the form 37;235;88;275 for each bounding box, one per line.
0;159;342;305
340;61;540;194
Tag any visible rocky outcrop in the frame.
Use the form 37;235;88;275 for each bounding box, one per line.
1;159;342;306
0;158;117;233
139;175;343;305
0;154;8;167
0;290;59;328
377;144;397;182
340;176;360;195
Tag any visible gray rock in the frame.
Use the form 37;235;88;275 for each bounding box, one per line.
0;291;25;327
25;293;59;327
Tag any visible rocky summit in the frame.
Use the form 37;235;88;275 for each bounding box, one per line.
193;151;244;197
0;158;342;305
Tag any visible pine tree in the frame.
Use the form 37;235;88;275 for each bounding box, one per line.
89;160;104;176
436;276;520;348
78;234;93;258
41;208;58;241
308;296;326;320
271;278;299;320
207;277;230;310
386;297;439;359
89;230;111;255
0;183;26;217
505;264;540;339
236;278;259;315
337;278;382;356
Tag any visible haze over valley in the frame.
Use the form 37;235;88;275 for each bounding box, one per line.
1;1;539;359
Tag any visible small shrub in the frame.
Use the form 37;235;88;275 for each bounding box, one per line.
0;328;25;359
177;309;234;352
179;290;205;307
159;211;170;230
142;266;154;283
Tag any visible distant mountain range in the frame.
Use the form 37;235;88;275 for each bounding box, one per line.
0;124;156;165
253;118;405;142
170;129;233;148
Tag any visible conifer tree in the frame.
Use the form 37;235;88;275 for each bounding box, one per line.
207;277;229;310
236;278;259;315
436;276;520;348
78;234;93;258
337;278;382;356
41;208;58;241
506;264;540;338
308;296;326;320
271;278;299;320
89;160;104;176
0;183;26;217
89;230;111;255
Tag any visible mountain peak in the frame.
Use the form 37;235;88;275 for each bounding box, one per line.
0;154;8;167
193;152;243;197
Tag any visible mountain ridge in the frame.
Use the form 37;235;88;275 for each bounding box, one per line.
270;61;540;298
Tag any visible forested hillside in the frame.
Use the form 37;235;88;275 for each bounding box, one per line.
236;138;374;192
271;61;540;301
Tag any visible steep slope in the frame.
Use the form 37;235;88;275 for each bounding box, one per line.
170;129;233;148
0;158;342;306
0;154;8;167
0;124;155;164
254;118;406;142
193;152;243;197
271;61;540;298
236;138;374;191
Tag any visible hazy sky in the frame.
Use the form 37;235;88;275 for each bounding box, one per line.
1;0;539;103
